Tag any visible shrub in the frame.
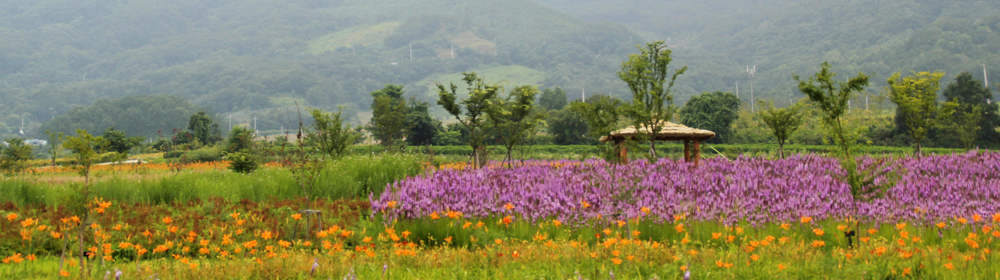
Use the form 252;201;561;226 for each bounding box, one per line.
226;150;258;174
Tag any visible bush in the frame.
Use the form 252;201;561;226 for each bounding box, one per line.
226;150;259;174
164;146;223;162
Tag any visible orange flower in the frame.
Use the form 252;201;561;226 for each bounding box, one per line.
712;232;722;239
811;240;825;248
261;231;273;240
813;228;825;236
462;222;472;229
957;217;968;225
553;220;562;227
504;203;514;210
60;270;70;277
867;228;878;235
944;263;954;270
229;212;240;220
386;201;398;208
444;236;452;243
780;223;790;230
429;212;440;220
362;236;373;243
750;254;760;261
837;224;848;231
800;216;812;224
640;207;650;215
973;214;982;223
501;216;512;225
937;222;947;228
777;264;786;271
20;218;36;228
611;258;622;265
162;216;173;224
674;224;685;233
292;214;302;220
51;231;63;239
6;213;17;221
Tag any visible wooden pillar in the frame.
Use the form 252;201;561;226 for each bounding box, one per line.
618;140;628;163
683;140;691;162
693;140;701;167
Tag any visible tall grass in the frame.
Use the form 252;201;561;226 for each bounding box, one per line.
0;154;424;206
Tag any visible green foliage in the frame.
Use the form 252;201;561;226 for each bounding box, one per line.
436;72;501;168
943;72;1000;147
795;62;870;159
368;84;410;149
886;71;956;155
405;99;441;146
186;111;222;145
538;87;568;111
619;41;687;158
308;108;358;159
757;101;805;158
225;126;255;153
39;95;209;139
45;130;64;167
570;95;625;162
487;85;544;164
0;138;33;175
547;106;591;145
101;127;144;155
679;91;740;143
952;105;983;150
226;150;259;174
64;129;105;179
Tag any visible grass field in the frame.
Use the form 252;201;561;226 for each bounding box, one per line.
307;22;403;54
412;65;545;102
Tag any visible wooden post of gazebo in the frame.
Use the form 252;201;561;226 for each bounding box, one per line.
600;121;715;167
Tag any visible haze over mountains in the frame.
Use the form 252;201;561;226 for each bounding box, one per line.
3;0;1000;138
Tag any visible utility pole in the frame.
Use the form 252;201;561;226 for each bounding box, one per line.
450;40;454;59
253;116;258;135
736;81;739;99
228;114;232;131
582;88;586;102
409;42;412;60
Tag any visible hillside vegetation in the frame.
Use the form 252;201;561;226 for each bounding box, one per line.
1;0;639;139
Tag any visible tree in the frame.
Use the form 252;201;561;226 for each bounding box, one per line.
953;105;982;150
487;85;544;165
46;130;64;167
62;129;105;276
943;72;1000;148
538;87;568;111
405;98;440;146
886;71;956;156
1;138;33;175
618;41;687;158
757;100;804;158
679;91;740;143
795;62;870;159
548;107;591;145
308;108;358;159
102;127;144;156
571;95;625;162
436;72;501;168
368;84;410;150
226;126;255;153
186;111;222;145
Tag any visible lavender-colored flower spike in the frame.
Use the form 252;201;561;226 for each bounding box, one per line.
105;271;110;280
311;258;319;275
610;269;614;280
115;268;122;280
575;270;581;280
382;263;388;277
684;269;691;280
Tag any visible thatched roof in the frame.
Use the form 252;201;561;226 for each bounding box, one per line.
599;121;715;142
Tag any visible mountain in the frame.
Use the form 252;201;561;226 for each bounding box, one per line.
1;0;640;138
534;0;1000;107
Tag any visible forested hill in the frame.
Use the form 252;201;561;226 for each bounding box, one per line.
1;0;640;138
535;0;1000;106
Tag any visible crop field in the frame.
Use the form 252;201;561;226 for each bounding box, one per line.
1;152;999;279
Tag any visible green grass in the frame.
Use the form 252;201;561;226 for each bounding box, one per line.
307;22;403;54
0;154;425;206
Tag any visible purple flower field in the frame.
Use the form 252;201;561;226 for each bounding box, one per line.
372;151;1000;226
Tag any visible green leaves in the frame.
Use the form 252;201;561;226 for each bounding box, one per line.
308;108;358;159
757;100;805;158
885;71;955;155
618;41;687;158
435;72;501;168
795;62;870;159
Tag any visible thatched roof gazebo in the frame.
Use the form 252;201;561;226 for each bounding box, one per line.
600;121;715;166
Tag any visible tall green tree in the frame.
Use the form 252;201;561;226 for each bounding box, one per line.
436;72;501;168
953;105;983;150
538;87;568;111
368;84;409;150
548;107;591;145
488;85;544;166
1;138;33;175
571;95;625;162
757;100;804;158
943;72;1000;148
795;62;870;159
186;111;222;145
886;71;956;156
679;91;740;143
62;129;105;276
46;130;64;167
404;99;441;146
102;127;144;156
618;41;687;158
308;108;358;159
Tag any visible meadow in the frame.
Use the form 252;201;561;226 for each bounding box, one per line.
1;151;998;279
